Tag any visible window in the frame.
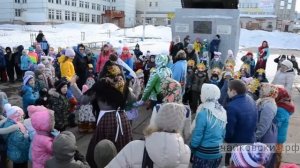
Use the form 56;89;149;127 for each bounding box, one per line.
79;1;84;7
287;4;292;9
112;0;116;2
288;0;293;3
112;6;115;10
85;2;89;8
23;0;27;3
56;10;62;20
48;0;54;3
71;0;76;6
48;9;55;19
103;5;106;11
15;9;21;17
72;12;76;21
92;3;96;9
92;14;96;23
107;6;110;10
79;13;84;21
65;0;70;5
85;13;89;22
65;11;70;20
155;2;158;6
97;15;101;23
149;2;152;7
280;1;285;6
56;0;61;4
15;0;20;3
97;4;101;11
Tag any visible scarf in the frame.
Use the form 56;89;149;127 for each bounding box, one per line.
191;99;227;130
276;87;295;113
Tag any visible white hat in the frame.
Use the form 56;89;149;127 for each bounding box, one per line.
23;75;34;86
24;71;34;77
281;60;293;69
214;51;222;57
65;48;75;58
4;103;21;118
201;83;220;103
155;103;185;132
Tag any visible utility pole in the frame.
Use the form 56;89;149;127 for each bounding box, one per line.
142;0;147;41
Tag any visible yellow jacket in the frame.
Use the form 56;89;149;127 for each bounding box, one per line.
193;41;201;53
58;55;75;81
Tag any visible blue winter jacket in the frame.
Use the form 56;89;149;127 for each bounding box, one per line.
0;49;6;68
225;94;257;143
40;40;49;50
190;108;225;159
22;85;39;114
171;60;187;94
209;39;221;53
275;107;291;143
1;119;30;163
20;55;32;71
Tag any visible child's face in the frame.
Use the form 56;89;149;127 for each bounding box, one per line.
150;58;155;62
28;78;35;87
60;85;68;95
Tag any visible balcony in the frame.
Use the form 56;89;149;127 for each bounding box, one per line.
102;10;125;18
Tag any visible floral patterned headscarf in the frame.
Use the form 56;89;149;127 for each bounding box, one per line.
257;83;278;106
161;77;182;103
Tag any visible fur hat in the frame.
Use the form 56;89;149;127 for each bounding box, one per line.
231;143;271;167
65;48;75;58
94;139;117;168
155;103;185;132
281;60;293;69
23;75;34;86
37;63;45;70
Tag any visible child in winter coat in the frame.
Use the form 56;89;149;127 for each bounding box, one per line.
59;48;75;81
0;104;30;168
193;37;201;54
48;78;71;131
210;68;221;86
199;51;210;69
190;84;226;168
0;47;8;82
41;55;55;83
96;44;111;73
29;105;59;168
22;74;39;118
35;69;51;92
241;51;256;76
20;51;32;77
225;49;235;66
40;37;50;56
46;131;90;168
171;50;187;94
210;52;224;70
189;63;209;114
274;86;295;168
120;46;134;70
143;55;156;86
183;60;195;105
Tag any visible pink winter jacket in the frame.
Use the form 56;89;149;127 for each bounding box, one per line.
96;51;111;73
30;106;54;168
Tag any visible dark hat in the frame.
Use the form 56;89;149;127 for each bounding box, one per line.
281;55;286;59
54;77;69;92
34;69;43;77
135;43;140;48
291;55;295;58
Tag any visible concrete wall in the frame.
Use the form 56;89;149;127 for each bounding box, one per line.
172;9;240;61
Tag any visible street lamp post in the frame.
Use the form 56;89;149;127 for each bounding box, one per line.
142;0;147;41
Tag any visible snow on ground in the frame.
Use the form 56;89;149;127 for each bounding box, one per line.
1;23;300;80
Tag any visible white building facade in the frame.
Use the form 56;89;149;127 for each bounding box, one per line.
136;0;181;26
0;0;135;26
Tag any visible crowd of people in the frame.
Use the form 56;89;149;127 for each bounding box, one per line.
0;31;299;168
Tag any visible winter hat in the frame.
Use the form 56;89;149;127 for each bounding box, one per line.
175;50;186;59
155;103;185;132
246;51;253;56
30;105;54;132
281;163;300;168
214;51;222;57
54;77;69;92
161;77;182;103
122;46;129;51
231;143;271;168
259;83;278;99
53;131;77;160
187;44;194;50
24;71;34;77
4;103;18;118
291;55;296;59
281;60;293;69
275;85;295;113
23;75;34;86
65;48;75;58
29;47;34;51
37;63;45;71
155;54;169;68
135;43;140;48
94;139;117;168
227;50;234;58
201;83;220;103
34;69;43;77
281;55;287;59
